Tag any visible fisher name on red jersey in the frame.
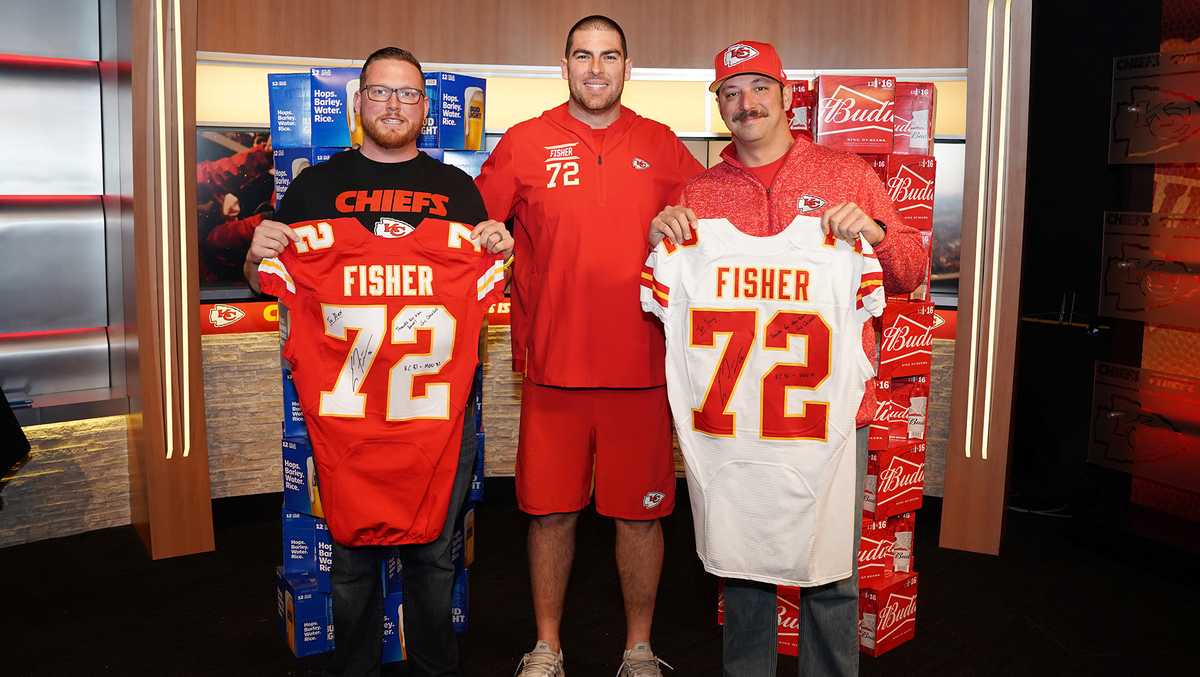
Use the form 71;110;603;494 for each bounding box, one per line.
259;217;505;547
640;216;885;586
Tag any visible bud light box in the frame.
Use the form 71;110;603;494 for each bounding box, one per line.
281;368;307;438
282;509;332;591
311;67;363;149
276;568;333;657
268;73;311;148
419;72;486;151
451;507;476;574
382;592;407;663
273;147;352;205
283;437;325;518
859;572;918;657
469;431;485;504
381;555;404;597
451;568;469;634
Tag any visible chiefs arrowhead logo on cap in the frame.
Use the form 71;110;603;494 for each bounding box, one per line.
374;217;415;238
797;194;827;212
724;43;760;68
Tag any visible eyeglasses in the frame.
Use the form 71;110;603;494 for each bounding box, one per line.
361;85;425;104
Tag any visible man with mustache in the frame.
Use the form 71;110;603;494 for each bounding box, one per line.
474;15;703;677
244;47;511;677
650;41;924;676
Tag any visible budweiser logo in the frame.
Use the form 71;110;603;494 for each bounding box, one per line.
880;315;934;355
777;603;799;632
859;536;894;562
878;457;925;494
893;115;912;135
877;593;917;636
819;86;894;126
874;400;908;423
886;172;935;206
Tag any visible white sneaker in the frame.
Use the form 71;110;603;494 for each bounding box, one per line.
515;640;565;677
616;643;672;677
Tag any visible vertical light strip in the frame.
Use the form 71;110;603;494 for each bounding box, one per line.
980;0;1015;462
154;0;175;460
964;0;997;459
172;0;191;458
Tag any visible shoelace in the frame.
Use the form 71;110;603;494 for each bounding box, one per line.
616;654;673;677
515;650;563;677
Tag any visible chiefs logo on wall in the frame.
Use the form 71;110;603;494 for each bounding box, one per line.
208;304;245;328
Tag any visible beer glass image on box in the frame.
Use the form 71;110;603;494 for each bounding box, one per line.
283;437;324;518
419;72;486;150
311;68;361;148
268;73;311;148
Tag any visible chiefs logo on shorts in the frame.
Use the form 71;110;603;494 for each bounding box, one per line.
642;491;666;510
797;194;827;213
724;43;760;68
374;217;415;238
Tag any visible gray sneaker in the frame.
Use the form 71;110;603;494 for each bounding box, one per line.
515;641;565;677
616;643;672;677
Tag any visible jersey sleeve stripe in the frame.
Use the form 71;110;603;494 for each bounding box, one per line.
476;259;508;301
258;257;295;293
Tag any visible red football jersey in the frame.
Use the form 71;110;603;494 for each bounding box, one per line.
259;217;505;546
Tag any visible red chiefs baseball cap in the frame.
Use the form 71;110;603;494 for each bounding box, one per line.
710;40;787;92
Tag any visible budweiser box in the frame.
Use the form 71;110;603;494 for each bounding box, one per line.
268;73;311;148
859;572;918;657
868;375;929;451
814;75;895;153
859;512;915;582
886;155;936;231
715;580;801;656
859;154;889;184
786;79;814;133
419;72;487;151
282;437;324;518
311;67;363;148
382;591;406;664
892;82;937;155
451;568;469;634
864;441;926;521
276;567;333;657
877;301;935;380
282;509;332;592
281;368;307;439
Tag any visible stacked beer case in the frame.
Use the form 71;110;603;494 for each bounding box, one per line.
786;76;936;657
267;67;487;662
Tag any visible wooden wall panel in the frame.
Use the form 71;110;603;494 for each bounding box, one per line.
196;0;967;69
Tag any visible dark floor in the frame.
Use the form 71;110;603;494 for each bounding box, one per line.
1;478;1197;676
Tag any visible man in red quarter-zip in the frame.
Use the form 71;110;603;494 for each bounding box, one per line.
650;41;924;676
474;15;703;677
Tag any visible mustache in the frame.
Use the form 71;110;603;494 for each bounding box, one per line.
733;108;769;123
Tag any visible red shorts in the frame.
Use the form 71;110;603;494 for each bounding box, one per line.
516;382;676;520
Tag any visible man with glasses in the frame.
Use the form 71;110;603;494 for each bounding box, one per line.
245;46;511;677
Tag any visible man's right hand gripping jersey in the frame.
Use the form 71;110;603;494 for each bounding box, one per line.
259;217;505;547
641;216;885;586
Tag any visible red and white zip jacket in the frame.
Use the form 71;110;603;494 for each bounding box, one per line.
682;134;925;426
476;103;703;388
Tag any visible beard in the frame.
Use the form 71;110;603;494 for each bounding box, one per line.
361;113;420;150
568;77;623;115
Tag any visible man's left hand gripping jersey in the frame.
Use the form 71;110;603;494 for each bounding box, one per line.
259;217;506;547
640;216;885;587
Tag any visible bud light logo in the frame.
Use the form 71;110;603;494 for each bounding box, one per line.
724;43;760;68
208;304;245;328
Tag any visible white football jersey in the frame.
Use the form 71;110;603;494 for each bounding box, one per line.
641;216;885;586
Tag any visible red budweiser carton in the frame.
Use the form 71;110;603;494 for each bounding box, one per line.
859;572;918;657
877;301;935;380
865;441;926;521
786;79;814;135
886;155;936;231
716;581;801;656
859;512;915;582
859;153;889;184
892;82;937;155
906;230;934;302
814;75;895;153
868;376;929;450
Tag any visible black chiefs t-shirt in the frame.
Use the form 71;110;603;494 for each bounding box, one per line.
275;149;487;233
